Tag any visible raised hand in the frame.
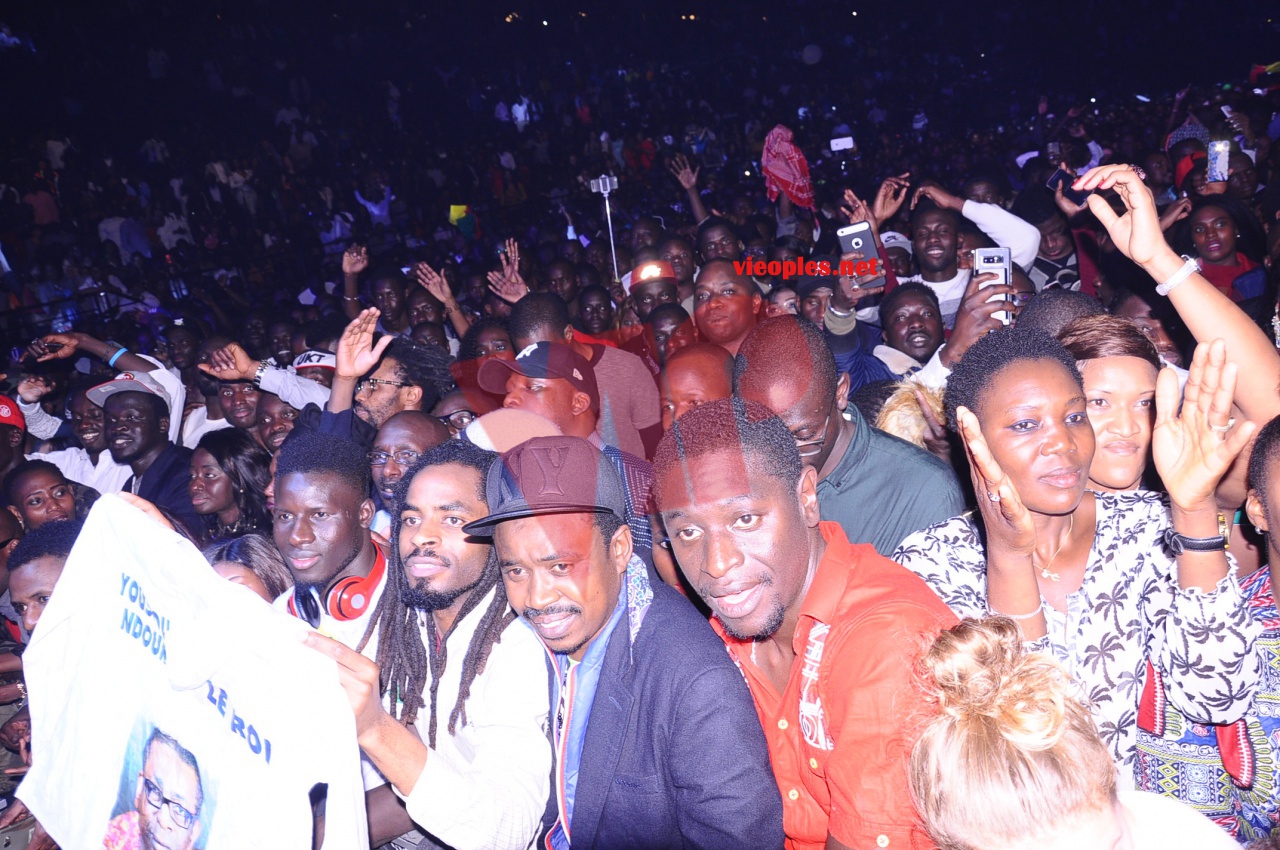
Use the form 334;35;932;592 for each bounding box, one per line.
910;182;964;212
831;249;885;312
414;262;454;305
1153;339;1257;512
337;308;392;380
668;154;700;191
1075;164;1165;266
197;342;257;381
840;188;877;230
16;375;53;404
27;332;81;362
872;173;911;224
1158;197;1193;232
940;272;1018;368
343;243;369;277
1052;176;1089;220
956;406;1037;556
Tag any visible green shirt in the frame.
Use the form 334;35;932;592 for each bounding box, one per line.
816;407;965;556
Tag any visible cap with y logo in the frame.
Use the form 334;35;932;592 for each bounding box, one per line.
463;436;626;536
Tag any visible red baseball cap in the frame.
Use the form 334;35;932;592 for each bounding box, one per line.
0;396;25;431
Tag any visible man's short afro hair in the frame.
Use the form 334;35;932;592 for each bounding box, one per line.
943;327;1082;431
653;396;803;512
9;518;83;572
1248;414;1280;498
275;428;371;497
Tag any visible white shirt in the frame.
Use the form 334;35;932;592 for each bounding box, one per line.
901;199;1042;328
398;589;552;850
21;495;369;848
26;446;132;494
181;406;234;450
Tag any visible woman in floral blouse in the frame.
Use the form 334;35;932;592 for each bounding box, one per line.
894;322;1259;773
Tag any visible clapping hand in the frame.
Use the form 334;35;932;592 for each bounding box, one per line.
1152;339;1256;513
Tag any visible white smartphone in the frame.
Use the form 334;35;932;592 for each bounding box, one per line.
973;247;1013;325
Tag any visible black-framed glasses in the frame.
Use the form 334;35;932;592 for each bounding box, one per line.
142;777;198;830
0;537;18;550
793;409;833;458
355;377;412;394
367;450;422;466
437;410;477;430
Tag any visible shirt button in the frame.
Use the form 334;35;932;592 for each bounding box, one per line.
876;836;890;847
788;789;800;801
777;718;789;730
809;757;818;769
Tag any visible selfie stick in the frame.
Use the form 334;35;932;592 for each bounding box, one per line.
590;175;621;282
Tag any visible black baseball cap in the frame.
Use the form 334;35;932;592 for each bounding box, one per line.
476;342;600;410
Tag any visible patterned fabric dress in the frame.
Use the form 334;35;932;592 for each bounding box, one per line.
1135;567;1280;844
893;491;1261;772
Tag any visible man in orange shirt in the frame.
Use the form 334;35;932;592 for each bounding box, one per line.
653;397;956;850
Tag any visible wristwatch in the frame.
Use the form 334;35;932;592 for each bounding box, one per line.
252;359;270;388
1162;528;1227;556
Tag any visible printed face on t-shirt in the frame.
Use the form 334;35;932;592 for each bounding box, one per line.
135;738;203;850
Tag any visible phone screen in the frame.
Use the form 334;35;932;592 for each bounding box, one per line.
1046;168;1091;206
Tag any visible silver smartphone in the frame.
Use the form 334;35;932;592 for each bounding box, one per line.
973;247;1013;325
0;817;36;850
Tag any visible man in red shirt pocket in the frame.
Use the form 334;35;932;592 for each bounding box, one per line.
654;397;956;850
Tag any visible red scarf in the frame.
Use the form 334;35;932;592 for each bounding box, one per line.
1198;253;1257;301
761;125;815;210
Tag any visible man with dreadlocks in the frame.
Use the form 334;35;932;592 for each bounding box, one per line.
307;440;551;850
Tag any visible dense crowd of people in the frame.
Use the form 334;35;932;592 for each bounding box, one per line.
1;3;1280;847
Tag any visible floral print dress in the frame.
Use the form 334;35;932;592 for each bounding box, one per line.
893;491;1261;772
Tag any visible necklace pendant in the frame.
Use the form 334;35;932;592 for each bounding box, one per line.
1041;567;1060;582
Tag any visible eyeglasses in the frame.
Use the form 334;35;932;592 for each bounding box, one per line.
0;537;18;550
793;409;833;458
142;777;198;830
367;450;422;466
355;377;412;394
437;410;477;430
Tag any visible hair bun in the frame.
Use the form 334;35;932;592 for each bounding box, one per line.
921;617;1072;751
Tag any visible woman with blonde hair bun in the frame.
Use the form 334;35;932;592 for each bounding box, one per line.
910;617;1236;850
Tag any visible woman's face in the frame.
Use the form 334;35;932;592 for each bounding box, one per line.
212;561;273;602
189;448;237;518
10;470;75;529
1113;297;1183;368
475;327;514;361
766;289;799;317
1189;205;1238;265
974;359;1095;516
1079;357;1158;493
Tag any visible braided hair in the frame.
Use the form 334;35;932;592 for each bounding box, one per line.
356;441;515;747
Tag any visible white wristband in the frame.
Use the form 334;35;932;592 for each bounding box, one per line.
1155;255;1199;297
989;602;1044;621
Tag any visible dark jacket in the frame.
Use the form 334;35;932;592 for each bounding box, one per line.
130;442;201;537
562;581;784;850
